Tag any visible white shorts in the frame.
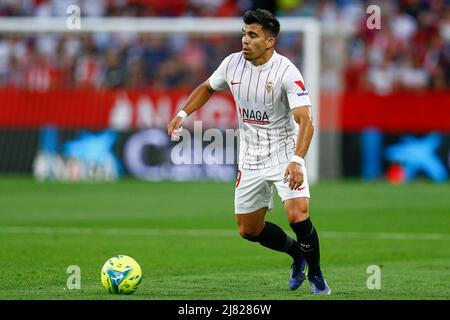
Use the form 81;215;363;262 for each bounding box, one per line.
234;161;310;214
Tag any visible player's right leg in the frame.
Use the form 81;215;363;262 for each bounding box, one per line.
234;169;303;271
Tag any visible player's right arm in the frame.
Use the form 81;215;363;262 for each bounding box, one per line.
167;54;232;137
167;80;215;136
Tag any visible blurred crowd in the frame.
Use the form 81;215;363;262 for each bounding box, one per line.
341;0;450;93
0;0;448;93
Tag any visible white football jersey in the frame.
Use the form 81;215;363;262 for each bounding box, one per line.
209;51;312;170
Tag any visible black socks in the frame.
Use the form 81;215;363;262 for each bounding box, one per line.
243;221;302;261
289;217;321;276
242;218;321;275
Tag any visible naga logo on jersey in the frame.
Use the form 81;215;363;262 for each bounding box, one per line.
240;107;270;125
295;80;308;96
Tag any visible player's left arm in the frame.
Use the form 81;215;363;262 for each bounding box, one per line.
282;63;314;190
283;105;314;190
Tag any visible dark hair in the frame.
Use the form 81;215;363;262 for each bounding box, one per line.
243;9;280;38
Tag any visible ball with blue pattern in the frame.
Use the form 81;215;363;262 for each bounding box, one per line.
101;255;142;294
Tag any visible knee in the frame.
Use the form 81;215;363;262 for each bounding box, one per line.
298;205;309;219
238;225;262;240
286;202;309;223
290;211;309;224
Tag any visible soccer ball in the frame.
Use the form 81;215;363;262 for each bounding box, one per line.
101;255;142;294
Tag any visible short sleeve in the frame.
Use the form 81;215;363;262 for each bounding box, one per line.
282;65;312;109
208;55;231;91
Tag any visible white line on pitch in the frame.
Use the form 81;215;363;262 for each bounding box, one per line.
0;226;449;241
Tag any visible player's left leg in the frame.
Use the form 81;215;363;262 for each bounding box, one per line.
284;198;321;275
271;164;331;295
284;197;331;295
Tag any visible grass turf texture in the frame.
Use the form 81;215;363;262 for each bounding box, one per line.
0;177;449;300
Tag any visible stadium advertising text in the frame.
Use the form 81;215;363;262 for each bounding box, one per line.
1;90;450;182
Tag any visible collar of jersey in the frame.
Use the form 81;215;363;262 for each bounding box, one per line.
248;51;278;71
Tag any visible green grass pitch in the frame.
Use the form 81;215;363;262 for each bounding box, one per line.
0;177;449;300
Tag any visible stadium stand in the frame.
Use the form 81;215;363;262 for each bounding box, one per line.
0;0;447;92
